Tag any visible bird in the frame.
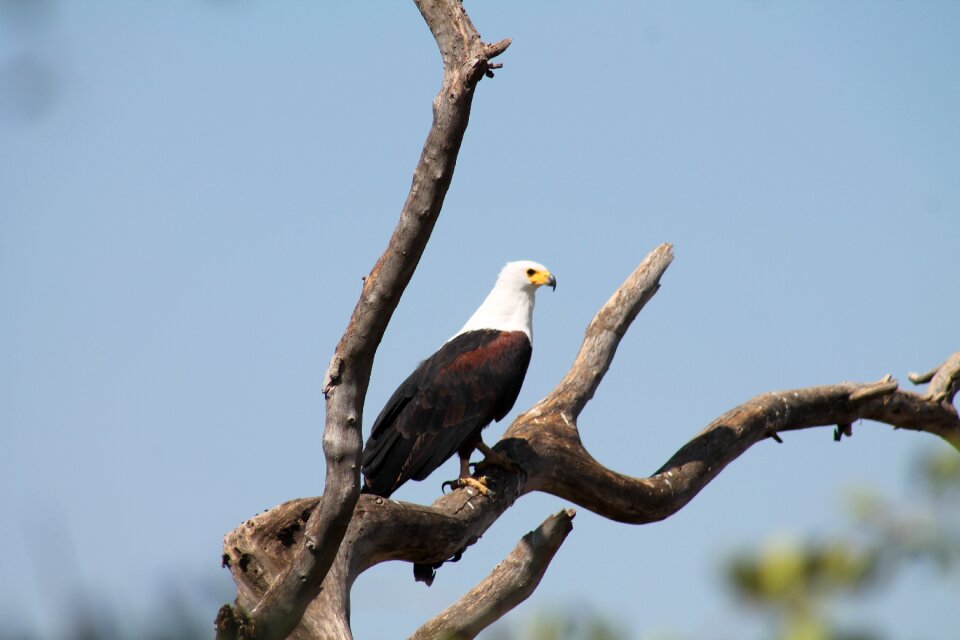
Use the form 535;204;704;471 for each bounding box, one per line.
360;260;556;498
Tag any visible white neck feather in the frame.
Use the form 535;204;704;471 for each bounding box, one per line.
452;278;537;342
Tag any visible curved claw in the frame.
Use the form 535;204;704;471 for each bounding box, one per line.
440;476;492;496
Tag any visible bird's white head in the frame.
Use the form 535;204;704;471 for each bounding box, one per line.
453;260;556;341
496;260;557;292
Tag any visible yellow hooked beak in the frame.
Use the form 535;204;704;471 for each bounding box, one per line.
529;270;557;291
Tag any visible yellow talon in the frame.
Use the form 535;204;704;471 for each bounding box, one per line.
441;475;492;495
460;476;490;495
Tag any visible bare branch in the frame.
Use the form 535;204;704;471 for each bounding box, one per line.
409;509;576;640
515;380;960;525
525;243;674;422
216;1;513;638
909;352;960;405
908;368;938;385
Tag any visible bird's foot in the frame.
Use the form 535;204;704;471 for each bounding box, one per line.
442;476;491;496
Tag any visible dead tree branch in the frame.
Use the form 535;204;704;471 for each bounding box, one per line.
215;2;960;638
221;231;960;637
526;242;674;422
409;509;576;640
515;378;959;525
215;1;511;638
909;352;960;405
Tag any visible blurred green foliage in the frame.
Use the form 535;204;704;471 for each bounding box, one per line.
485;607;628;640
0;582;223;640
524;609;625;640
724;445;960;640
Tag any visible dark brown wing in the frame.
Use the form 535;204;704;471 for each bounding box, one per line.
360;330;531;497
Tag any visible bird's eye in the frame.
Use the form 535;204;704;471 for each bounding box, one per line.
526;268;536;276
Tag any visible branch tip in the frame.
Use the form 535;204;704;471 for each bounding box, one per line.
528;243;675;421
484;38;512;59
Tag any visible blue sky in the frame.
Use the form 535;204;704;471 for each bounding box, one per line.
1;1;958;638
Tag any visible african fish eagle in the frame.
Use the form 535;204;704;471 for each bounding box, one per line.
360;260;556;498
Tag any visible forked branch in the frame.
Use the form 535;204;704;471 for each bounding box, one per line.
909;352;960;405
